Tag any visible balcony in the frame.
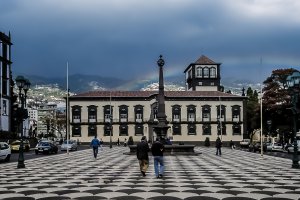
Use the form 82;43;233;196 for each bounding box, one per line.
188;118;195;122
136;119;143;123
73;119;80;123
233;117;240;122
173;118;180;122
89;119;96;123
120;118;127;123
203;118;210;122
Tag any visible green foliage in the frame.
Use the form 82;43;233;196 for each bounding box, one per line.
261;68;298;140
246;87;260;137
204;137;210;147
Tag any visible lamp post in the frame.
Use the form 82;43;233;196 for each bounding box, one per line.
286;72;300;169
15;75;31;168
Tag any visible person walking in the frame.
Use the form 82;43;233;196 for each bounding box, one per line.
99;138;104;150
151;138;165;178
136;136;150;177
230;140;235;150
216;137;222;156
90;135;100;160
124;138;127;147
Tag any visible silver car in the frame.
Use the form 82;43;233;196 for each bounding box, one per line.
287;140;300;154
0;142;11;162
61;140;78;151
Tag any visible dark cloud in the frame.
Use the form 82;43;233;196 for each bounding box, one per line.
1;0;300;82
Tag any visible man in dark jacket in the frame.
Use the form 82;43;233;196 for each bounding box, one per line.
151;138;165;178
216;137;222;156
136;136;150;177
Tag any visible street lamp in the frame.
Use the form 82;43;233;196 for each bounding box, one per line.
15;75;31;168
286;71;300;169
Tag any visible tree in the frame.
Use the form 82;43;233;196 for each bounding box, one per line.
262;68;297;142
246;87;260;140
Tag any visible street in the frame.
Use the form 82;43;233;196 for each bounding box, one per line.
7;145;90;163
0;146;300;200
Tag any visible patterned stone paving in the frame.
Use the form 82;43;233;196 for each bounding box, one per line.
0;146;300;200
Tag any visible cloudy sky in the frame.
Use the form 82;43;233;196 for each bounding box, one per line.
1;0;300;83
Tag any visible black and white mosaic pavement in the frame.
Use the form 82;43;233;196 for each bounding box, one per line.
0;147;299;200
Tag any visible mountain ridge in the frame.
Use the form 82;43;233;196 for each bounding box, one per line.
17;73;259;94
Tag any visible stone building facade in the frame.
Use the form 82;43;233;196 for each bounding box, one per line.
68;55;247;144
0;32;13;136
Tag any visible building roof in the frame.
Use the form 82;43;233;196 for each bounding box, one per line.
195;55;216;64
70;90;244;99
184;55;221;73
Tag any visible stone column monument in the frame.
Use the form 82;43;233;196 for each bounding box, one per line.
153;55;170;140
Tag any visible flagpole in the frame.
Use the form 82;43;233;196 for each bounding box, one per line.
66;62;69;155
260;57;263;157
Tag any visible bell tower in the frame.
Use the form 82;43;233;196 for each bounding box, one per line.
184;55;221;91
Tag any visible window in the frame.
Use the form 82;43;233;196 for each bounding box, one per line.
0;42;2;57
198;82;202;86
203;67;209;78
88;105;97;123
188;124;196;135
134;105;143;123
202;105;211;122
104;124;112;136
2;100;7;115
187;105;196;122
172;105;181;122
172;124;181;135
210;67;216;78
7;45;10;60
217;105;226;122
188;69;192;79
232;105;241;122
135;124;144;136
233;124;241;135
196;66;202;77
72;125;81;137
103;105;113;123
151;103;158;121
119;105;128;123
217;123;226;135
88;125;97;136
119;125;128;136
202;124;211;135
2;80;7;96
72;106;81;123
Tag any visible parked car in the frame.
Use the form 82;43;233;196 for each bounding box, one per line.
265;142;273;151
0;142;11;162
35;141;58;154
240;139;251;148
61;140;78;151
249;142;260;152
272;143;283;151
249;142;267;152
10;140;30;152
287;140;300;154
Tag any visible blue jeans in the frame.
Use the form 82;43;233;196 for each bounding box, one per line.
216;147;221;155
93;147;98;158
153;156;164;177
